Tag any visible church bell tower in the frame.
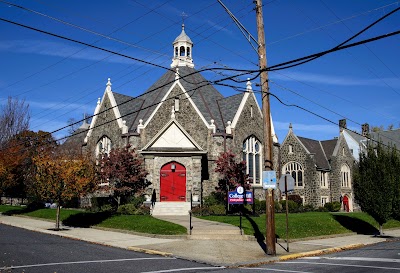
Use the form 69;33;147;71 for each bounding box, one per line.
171;24;194;68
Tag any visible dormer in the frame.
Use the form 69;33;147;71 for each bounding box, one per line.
171;24;194;68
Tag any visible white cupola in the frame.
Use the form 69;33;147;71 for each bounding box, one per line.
171;24;194;68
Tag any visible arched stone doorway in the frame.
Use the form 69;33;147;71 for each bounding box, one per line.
160;162;186;202
343;195;350;212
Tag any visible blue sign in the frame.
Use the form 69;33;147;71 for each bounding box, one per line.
263;171;277;189
228;188;253;204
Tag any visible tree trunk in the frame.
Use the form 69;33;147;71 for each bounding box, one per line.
379;224;383;236
55;204;61;230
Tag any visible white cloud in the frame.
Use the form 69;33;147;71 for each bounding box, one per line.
274;121;338;139
0;39;145;65
28;99;89;111
272;71;400;88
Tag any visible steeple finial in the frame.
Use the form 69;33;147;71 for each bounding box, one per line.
181;12;187;25
106;78;112;92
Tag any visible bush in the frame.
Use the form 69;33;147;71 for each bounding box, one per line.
117;204;136;215
288;194;303;206
317;206;328;212
254;198;266;214
128;195;145;209
191;206;211;216
134;206;150;215
280;200;299;213
209;204;226;215
26;201;45;211
324;202;341;212
300;204;315;212
274;201;283;213
99;204;115;212
203;192;225;206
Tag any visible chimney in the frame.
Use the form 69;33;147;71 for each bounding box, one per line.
339;119;347;132
362;123;369;137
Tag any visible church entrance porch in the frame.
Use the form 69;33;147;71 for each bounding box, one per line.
160;161;186;202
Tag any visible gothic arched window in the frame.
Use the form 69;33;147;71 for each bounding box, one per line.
341;164;351;188
243;136;262;185
96;136;112;157
283;162;304;188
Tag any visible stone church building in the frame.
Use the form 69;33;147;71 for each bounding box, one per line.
78;25;279;212
279;123;355;211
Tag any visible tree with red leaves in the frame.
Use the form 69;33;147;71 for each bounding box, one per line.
214;151;250;196
97;145;150;208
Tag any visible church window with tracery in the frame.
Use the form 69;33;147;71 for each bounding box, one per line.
243;136;262;185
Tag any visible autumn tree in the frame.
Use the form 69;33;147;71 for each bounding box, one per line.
0;130;56;200
353;143;400;235
0;97;30;147
97;145;149;208
214;151;249;196
33;152;96;230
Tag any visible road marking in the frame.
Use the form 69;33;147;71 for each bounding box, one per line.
140;267;225;273
241;268;315;272
283;261;400;271
0;257;175;270
303;256;400;263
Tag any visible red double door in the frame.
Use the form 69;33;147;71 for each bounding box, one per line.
160;162;186;202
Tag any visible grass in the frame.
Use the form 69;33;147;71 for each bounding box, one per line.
201;212;400;239
0;205;187;235
97;215;187;235
3;204;400;238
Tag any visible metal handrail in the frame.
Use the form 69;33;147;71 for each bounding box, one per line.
189;191;193;235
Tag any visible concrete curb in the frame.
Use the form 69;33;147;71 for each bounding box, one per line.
278;243;365;261
127;246;172;257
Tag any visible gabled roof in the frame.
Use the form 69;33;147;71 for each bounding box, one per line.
113;66;243;132
370;129;400;148
216;93;244;129
297;136;332;170
343;128;365;143
320;139;338;161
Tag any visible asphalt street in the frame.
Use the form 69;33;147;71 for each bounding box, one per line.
208;239;400;272
0;224;224;273
2;223;399;273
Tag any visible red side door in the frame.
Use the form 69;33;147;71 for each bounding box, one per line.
343;196;349;212
160;162;186;202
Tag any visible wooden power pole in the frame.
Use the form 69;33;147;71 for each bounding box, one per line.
255;0;276;255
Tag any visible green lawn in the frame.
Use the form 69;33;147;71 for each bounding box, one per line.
201;212;400;239
0;205;187;235
3;204;400;238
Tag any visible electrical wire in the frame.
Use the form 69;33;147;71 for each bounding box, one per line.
213;82;400;150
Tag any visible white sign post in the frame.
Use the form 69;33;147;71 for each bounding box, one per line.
262;171;277;189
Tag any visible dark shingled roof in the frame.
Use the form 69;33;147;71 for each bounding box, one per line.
114;66;244;132
370;129;400;148
297;136;332;170
320;139;338;161
61;127;87;155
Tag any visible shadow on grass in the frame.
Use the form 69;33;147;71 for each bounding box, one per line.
62;211;113;228
333;214;379;235
243;212;266;253
2;203;43;216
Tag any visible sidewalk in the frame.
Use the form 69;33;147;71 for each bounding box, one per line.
1;214;399;266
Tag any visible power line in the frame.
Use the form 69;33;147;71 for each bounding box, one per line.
267;5;400;71
320;0;400;97
1;11;400;148
214;82;400;150
267;1;400;46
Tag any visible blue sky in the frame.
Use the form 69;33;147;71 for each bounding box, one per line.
1;0;399;142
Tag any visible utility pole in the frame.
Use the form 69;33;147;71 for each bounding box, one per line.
255;0;276;255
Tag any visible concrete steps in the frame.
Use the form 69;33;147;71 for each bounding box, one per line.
153;215;247;240
151;202;191;216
